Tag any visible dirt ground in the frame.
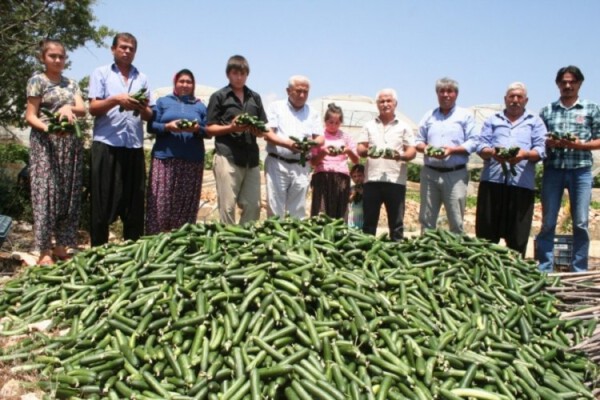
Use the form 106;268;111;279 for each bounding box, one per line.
1;171;599;270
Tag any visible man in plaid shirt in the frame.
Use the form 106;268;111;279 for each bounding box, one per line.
536;66;600;272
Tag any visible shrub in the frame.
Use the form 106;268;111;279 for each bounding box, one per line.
407;163;421;183
0;143;31;221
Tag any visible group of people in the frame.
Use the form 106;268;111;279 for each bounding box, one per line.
25;32;599;273
413;70;599;274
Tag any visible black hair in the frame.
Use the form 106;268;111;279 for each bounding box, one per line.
112;32;138;50
226;55;250;74
555;65;584;83
350;164;364;174
324;102;344;123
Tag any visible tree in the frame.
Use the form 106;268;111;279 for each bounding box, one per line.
0;0;113;128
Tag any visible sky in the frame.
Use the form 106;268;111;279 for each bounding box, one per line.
67;0;600;125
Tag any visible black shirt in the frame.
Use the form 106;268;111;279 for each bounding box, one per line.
206;85;267;168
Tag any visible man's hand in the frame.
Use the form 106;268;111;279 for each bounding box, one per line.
116;93;142;111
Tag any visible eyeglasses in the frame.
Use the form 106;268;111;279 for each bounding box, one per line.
47;54;66;60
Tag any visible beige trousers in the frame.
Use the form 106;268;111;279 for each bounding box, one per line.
213;153;261;224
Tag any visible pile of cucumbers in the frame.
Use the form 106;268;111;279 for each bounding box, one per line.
0;216;598;399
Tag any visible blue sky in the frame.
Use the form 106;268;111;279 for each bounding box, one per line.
67;0;600;124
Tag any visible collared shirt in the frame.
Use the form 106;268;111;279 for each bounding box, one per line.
88;63;153;149
357;116;415;184
477;110;547;190
416;106;478;168
540;99;600;169
266;100;321;160
206;85;267;168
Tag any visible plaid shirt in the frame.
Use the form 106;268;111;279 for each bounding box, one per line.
539;99;600;169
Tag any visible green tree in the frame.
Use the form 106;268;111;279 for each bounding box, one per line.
0;0;113;128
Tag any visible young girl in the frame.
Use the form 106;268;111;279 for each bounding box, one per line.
25;39;86;265
348;164;365;229
310;103;359;218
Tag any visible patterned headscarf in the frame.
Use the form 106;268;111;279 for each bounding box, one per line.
173;68;197;101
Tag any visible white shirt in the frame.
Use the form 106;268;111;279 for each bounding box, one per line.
358;116;415;184
266;100;321;159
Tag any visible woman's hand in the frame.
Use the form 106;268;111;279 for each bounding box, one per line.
164;121;182;133
56;105;76;124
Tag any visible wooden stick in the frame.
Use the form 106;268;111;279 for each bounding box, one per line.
560;304;600;319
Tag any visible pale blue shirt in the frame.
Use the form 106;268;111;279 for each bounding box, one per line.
88;63;153;148
266;100;321;160
477;109;547;190
417;106;478;168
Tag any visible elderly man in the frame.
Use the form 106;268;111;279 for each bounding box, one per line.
357;89;416;241
265;75;323;218
476;82;546;257
88;32;153;246
536;66;600;272
415;77;477;234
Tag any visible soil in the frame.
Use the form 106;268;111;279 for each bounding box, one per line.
1;171;600;272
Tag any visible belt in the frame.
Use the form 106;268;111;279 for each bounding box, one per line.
268;153;300;164
426;164;466;173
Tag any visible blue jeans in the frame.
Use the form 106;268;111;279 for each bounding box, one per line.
536;166;592;272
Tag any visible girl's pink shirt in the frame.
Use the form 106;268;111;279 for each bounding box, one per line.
311;129;357;175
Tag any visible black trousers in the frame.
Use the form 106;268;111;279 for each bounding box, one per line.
362;181;406;241
475;180;535;257
90;142;145;246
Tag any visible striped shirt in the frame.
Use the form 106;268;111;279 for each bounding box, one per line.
539;99;600;169
477;110;547;190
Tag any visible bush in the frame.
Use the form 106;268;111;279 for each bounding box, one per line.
0;143;29;163
0;143;31;221
204;148;215;170
469;167;482;182
407;163;421;183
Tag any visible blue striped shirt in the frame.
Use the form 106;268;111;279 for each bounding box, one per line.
477;110;547;190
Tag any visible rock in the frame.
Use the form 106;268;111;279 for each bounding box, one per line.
0;379;23;398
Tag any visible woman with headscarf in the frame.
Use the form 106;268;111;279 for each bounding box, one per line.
146;69;207;234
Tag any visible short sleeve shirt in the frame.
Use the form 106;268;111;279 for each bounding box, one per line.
27;73;81;123
266;100;322;160
358;116;415;184
88;64;152;149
